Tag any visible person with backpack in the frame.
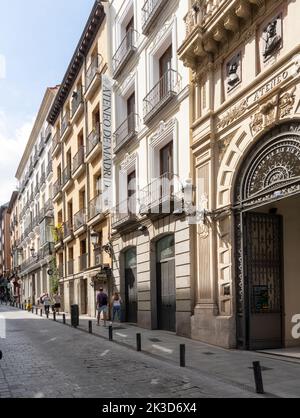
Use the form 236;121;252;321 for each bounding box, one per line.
97;288;108;327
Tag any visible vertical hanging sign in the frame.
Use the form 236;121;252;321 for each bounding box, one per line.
102;75;113;210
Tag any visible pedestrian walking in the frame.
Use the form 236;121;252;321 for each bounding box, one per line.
111;292;122;322
43;294;51;316
97;288;108;327
52;293;61;315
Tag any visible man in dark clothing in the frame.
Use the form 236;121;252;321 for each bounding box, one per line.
97;288;108;326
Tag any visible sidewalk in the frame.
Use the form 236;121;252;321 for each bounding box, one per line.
10;303;300;398
45;309;300;398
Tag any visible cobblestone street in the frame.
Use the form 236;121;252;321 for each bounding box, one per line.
0;305;265;398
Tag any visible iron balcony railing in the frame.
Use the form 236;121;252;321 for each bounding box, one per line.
52;132;60;153
139;173;182;214
53;178;62;198
33;149;38;166
143;69;180;122
47;161;53;177
38;138;45;155
40;172;46;186
68;259;74;276
62;165;72;186
86;124;101;156
112;196;138;229
42;242;54;258
71;87;83;117
63;221;74;239
45;124;52;142
34;183;40;197
61;111;70;137
142;0;167;33
112;28;138;77
45;199;54;213
79;253;88;272
85;54;103;91
73;208;87;231
89;194;103;220
73;147;85;174
114;113;139;153
39;207;45;223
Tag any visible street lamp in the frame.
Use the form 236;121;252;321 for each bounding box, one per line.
90;230;100;248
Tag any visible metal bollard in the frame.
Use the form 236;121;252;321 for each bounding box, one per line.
46;311;49;319
22;304;24;310
36;308;38;315
253;362;264;394
0;350;2;360
32;308;34;314
180;344;186;368
136;333;142;352
53;312;56;322
88;320;93;334
63;314;66;325
109;325;113;341
40;309;43;317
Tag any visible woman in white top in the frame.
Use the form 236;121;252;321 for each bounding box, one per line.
111;292;122;322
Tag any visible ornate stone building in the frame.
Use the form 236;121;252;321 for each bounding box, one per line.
179;0;300;349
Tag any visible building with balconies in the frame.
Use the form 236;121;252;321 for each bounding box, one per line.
109;0;192;337
178;0;300;350
15;87;58;305
47;0;111;316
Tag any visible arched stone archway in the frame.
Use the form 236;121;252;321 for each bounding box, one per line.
232;121;300;350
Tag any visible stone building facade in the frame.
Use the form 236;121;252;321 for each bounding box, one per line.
109;0;192;337
179;0;300;349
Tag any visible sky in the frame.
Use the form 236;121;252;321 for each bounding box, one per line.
0;0;95;205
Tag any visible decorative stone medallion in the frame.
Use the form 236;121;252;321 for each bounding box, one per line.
262;15;283;62
226;53;241;92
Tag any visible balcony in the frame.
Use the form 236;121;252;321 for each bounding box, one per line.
144;69;180;124
46;161;53;177
45;199;54;215
71;87;84;122
112;28;138;78
68;259;74;276
73;208;87;234
114;113;139;153
79;253;88;272
86;124;101;161
45;124;52;143
85;54;104;98
39;207;45;223
53;178;62;201
38;138;45;156
61;111;71;140
139;173;183;219
72;147;85;178
34;183;40;197
62;165;73;191
63;221;74;242
112;197;138;231
42;242;54;258
33;150;39;167
88;194;103;223
40;172;46;187
142;0;168;34
52;132;61;156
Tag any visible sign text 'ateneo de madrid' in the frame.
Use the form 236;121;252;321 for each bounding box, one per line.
102;75;113;209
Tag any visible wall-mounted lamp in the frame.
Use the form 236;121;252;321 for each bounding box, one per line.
90;230;100;248
102;243;113;256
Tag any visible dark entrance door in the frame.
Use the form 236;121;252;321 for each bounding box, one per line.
80;279;88;315
124;248;137;323
156;235;176;332
241;212;283;350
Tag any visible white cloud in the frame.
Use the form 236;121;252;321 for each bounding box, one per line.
0;111;33;204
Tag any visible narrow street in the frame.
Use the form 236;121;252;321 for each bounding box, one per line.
0;305;262;398
2;305;300;398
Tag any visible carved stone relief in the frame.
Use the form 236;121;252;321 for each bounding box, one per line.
226;52;242;92
262;15;283;62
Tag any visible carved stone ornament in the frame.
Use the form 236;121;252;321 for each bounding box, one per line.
250;112;264;135
279;87;296;119
226;53;242;92
217;99;248;130
262;15;283;62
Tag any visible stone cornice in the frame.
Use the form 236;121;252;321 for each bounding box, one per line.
47;0;106;125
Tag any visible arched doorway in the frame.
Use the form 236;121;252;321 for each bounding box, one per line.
235;122;300;350
156;234;176;332
124;248;137;323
